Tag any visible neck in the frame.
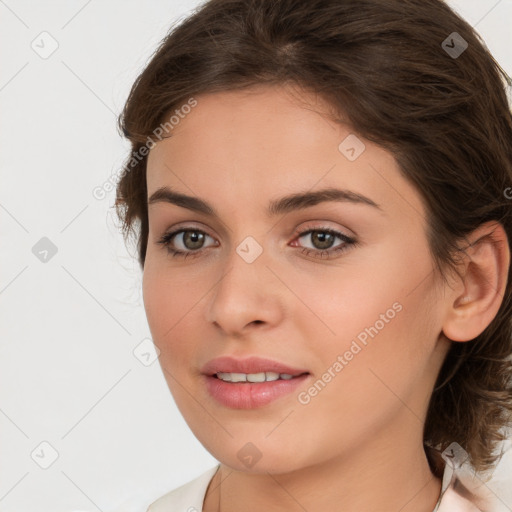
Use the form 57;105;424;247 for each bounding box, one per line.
203;414;442;512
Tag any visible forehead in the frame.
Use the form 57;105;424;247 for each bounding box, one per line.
150;84;337;165
146;85;426;223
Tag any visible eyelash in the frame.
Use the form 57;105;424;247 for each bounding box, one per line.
156;224;357;260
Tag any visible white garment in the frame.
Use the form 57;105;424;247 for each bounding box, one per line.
146;443;512;512
147;465;218;512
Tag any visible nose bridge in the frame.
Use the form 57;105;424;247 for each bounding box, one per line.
206;233;282;333
215;233;269;306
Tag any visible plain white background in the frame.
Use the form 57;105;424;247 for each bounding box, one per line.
0;1;511;511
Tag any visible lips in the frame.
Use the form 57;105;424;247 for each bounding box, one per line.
201;356;309;377
201;356;311;409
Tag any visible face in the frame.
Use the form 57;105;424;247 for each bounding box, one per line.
143;84;450;474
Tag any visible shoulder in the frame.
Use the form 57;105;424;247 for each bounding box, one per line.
437;487;481;512
437;436;512;512
146;465;220;512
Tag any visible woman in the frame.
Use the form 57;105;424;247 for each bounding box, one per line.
115;0;512;510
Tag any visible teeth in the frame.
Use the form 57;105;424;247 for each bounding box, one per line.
216;371;296;382
247;372;266;383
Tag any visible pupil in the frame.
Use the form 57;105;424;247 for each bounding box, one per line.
313;232;333;250
185;231;204;249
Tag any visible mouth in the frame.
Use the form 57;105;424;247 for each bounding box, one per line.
201;355;309;377
213;371;308;382
201;356;311;409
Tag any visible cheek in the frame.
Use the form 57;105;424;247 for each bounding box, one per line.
294;239;437;401
142;261;197;365
142;266;170;340
290;255;408;358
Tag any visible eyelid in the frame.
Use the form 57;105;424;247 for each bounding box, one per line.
291;220;355;240
159;220;354;245
156;221;214;239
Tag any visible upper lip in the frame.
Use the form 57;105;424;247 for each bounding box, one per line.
201;356;309;376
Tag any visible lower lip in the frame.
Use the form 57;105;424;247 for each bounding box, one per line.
204;374;310;409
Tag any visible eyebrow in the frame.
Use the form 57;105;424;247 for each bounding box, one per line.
148;186;381;217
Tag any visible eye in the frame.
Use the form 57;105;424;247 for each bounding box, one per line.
290;225;357;260
156;224;357;260
157;228;217;259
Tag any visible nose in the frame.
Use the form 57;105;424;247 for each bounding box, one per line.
205;240;285;337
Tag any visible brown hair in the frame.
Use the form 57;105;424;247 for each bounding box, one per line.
115;0;512;475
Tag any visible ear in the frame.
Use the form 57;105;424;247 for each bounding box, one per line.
442;221;510;342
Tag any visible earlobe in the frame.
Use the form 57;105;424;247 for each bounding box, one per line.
442;221;510;343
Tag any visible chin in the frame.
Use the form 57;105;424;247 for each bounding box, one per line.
221;455;302;475
197;434;311;475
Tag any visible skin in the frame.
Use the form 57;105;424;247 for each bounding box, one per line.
143;83;510;512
